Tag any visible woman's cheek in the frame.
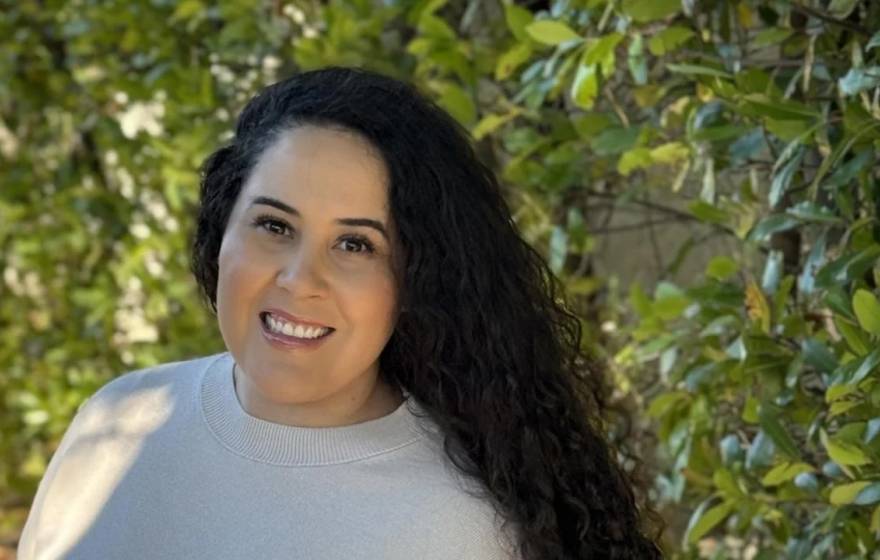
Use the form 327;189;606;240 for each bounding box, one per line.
338;258;395;288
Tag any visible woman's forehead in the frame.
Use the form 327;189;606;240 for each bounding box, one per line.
243;126;391;219
261;125;385;179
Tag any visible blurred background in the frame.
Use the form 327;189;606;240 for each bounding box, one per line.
2;0;879;557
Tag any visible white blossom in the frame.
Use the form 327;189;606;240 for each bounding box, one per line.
117;101;165;139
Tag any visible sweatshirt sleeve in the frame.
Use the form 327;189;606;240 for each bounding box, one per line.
16;392;99;560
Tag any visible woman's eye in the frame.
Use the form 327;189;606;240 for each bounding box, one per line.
251;215;291;237
251;215;376;255
339;237;376;255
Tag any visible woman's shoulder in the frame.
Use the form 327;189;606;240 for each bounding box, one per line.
91;352;225;401
70;352;226;430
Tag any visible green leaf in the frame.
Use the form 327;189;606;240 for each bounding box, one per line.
798;236;826;295
853;289;880;335
418;14;457;40
761;461;814;486
772;275;794;322
525;21;582;46
868;31;880;51
853;482;880;505
830;481;872;505
653;291;690;319
684;362;721;391
408;0;448;22
742;395;760;424
572;113;614;139
571;63;599;110
812;127;880;194
654;281;684;299
667;63;733;79
23;409;50;426
829;400;860;417
495;43;533;81
706;256;738;280
583;33;623;76
627;34;647;85
828;0;859;19
801;338;838;374
617;148;652;176
864;418;880;444
171;0;205;22
647;391;689;418
815;246;880;289
765;119;812;142
549;225;567;273
826;383;857;403
769;148;804;207
747;214;801;243
473;109;521;141
714;468;744;499
759;403;801;459
786;202;841;223
437;83;476;126
622;0;682;23
635;84;664;108
753;28;793;48
794;472;819;492
648;26;694;56
843;103;880;138
746;430;776;470
835;317;870;356
689;200;728;224
761;250;783;293
826;286;856;320
848;347;880;385
742;94;820;120
838;67;880;96
720;434;743;464
693;124;751;142
504;3;533;42
629;281;652;316
650;142;690;164
822;149;873;190
685;500;734;544
590;126;641;155
821;429;872;466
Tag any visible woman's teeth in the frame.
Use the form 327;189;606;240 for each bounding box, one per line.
265;314;330;339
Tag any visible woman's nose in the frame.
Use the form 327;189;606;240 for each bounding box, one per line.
275;245;328;294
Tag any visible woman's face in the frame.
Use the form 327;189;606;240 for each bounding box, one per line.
216;124;402;427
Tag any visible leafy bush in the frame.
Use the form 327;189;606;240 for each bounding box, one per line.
610;1;880;556
2;0;879;557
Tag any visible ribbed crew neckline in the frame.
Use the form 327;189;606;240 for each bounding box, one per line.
199;352;427;467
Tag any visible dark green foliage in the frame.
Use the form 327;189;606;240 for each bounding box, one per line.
2;0;879;556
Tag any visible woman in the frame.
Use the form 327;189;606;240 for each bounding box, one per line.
18;66;662;559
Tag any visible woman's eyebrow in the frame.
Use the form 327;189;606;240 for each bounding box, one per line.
248;195;389;240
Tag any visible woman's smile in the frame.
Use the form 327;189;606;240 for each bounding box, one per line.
259;311;335;350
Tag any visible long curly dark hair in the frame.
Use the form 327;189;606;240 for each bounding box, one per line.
191;66;663;559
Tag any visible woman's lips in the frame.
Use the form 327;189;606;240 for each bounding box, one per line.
259;313;334;350
261;308;332;329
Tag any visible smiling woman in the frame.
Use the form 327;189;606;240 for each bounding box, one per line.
16;67;662;560
215;124;405;429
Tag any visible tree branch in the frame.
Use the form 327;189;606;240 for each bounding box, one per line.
790;3;871;36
